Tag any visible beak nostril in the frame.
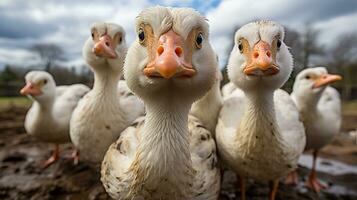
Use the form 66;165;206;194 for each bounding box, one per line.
253;52;259;58
157;45;164;55
266;51;271;57
175;47;183;57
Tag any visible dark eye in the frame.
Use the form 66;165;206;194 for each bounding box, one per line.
43;79;47;84
238;41;243;53
119;36;122;44
91;32;94;39
138;28;145;43
277;39;282;49
195;33;203;48
305;75;310;79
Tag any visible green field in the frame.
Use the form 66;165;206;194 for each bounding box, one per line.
0;96;31;107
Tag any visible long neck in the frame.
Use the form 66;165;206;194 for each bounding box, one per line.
31;97;55;127
92;68;120;99
294;90;323;118
129;98;195;198
238;88;284;149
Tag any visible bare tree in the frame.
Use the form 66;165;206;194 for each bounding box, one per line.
30;43;65;72
327;33;357;99
284;28;304;69
300;23;324;68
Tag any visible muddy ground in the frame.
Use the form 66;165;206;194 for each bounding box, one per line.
0;106;356;200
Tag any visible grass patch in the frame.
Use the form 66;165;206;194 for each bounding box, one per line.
0;96;31;107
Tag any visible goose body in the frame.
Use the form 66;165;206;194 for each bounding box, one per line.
290;67;342;192
21;71;89;166
216;20;305;199
70;22;144;164
217;88;305;180
101;6;220;200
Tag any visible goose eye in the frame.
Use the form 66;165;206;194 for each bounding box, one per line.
138;28;145;43
277;39;282;49
305;75;310;79
195;33;203;48
238;41;243;53
91;33;94;40
43;79;47;84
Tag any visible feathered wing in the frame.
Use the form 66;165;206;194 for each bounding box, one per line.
54;84;90;120
117;80;145;122
216;88;245;137
101;117;143;200
274;89;306;160
188;115;221;200
56;85;69;97
221;82;237;99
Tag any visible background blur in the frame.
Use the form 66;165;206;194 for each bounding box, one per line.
1;1;357;199
1;0;357;99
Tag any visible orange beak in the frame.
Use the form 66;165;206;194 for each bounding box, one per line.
93;34;117;59
243;41;279;76
144;30;195;79
313;74;342;88
20;82;42;96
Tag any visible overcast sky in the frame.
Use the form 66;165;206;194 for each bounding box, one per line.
0;0;356;69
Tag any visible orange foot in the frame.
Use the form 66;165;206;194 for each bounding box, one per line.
306;175;327;193
69;149;79;165
284;170;298;185
41;144;60;169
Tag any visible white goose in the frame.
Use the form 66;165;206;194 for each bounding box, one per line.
215;20;306;200
101;6;220;200
290;67;342;192
20;71;89;168
70;22;144;164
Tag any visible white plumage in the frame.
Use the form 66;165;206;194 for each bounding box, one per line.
101;6;220;200
290;67;342;192
70;22;145;164
21;71;89;167
215;20;305;200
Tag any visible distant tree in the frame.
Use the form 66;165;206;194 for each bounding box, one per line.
30;43;65;72
300;23;324;68
284;28;304;69
326;33;357;99
0;65;19;83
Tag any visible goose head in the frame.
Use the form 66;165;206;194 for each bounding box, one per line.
293;67;342;103
124;6;217;104
20;71;56;103
83;22;127;73
227;20;293;92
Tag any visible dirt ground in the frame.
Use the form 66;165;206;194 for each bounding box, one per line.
0;106;357;200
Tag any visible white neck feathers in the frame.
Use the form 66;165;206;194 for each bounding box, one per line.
128;100;195;198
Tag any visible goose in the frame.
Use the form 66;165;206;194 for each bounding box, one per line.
290;67;342;192
221;82;236;98
215;20;306;200
20;71;89;168
190;67;223;134
70;22;144;164
101;6;220;200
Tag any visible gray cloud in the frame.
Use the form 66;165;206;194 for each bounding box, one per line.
0;0;356;68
